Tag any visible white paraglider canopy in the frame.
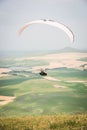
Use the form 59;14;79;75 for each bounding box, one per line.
18;19;74;43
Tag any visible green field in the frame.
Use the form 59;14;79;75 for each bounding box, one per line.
0;50;87;117
0;68;87;116
0;51;87;129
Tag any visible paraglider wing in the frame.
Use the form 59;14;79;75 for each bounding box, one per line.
18;20;74;43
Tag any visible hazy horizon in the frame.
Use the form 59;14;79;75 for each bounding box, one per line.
0;46;87;52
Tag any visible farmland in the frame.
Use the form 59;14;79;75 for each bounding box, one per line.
0;49;87;129
0;69;87;117
0;49;87;117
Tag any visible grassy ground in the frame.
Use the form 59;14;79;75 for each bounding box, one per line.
0;114;87;130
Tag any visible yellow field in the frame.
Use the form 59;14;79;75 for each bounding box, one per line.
0;114;87;130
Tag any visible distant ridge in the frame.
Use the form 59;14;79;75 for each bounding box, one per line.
0;47;87;58
56;47;87;53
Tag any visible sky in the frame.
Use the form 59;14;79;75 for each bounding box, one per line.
0;0;87;51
